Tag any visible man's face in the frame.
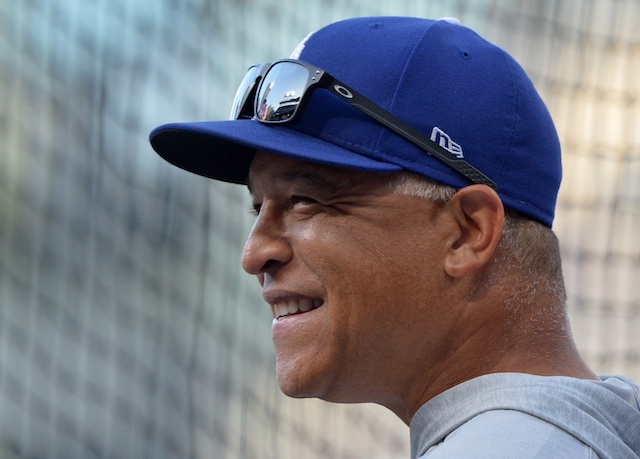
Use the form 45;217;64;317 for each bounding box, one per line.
242;152;459;406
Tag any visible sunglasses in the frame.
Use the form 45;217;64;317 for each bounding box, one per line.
230;59;497;190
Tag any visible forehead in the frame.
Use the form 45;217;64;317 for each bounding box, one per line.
247;151;393;195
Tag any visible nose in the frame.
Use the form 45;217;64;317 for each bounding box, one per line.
241;206;293;277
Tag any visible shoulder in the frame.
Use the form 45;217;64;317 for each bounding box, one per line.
420;410;596;459
411;373;640;458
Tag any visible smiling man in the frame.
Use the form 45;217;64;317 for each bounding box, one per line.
150;16;640;459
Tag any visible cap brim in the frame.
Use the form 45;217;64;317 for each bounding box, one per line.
149;119;402;184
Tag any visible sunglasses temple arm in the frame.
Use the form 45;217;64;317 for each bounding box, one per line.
327;83;497;190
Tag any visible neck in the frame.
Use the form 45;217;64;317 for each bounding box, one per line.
389;296;597;425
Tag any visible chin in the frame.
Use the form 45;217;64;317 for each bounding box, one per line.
275;358;335;400
277;369;319;399
276;366;370;405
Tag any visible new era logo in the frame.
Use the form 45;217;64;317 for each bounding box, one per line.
430;127;464;158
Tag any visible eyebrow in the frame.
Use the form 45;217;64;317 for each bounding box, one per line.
248;168;352;196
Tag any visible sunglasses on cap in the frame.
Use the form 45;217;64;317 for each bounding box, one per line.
230;59;497;190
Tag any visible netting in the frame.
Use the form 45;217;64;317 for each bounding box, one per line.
1;0;638;458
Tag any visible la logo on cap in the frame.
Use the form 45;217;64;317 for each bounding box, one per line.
289;31;316;59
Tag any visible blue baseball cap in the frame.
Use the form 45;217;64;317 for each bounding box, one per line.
150;16;562;227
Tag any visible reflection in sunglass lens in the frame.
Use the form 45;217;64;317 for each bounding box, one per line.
230;65;261;120
255;63;309;122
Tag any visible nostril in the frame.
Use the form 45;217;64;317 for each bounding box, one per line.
262;259;281;272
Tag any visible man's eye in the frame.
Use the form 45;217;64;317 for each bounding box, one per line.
290;196;319;209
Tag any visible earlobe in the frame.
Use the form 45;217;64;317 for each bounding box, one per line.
444;185;504;278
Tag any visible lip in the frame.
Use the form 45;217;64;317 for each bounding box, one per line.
271;305;322;340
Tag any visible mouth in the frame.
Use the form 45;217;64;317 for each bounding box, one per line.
271;298;324;320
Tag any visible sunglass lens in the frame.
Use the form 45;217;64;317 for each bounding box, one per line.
230;65;262;120
255;62;308;122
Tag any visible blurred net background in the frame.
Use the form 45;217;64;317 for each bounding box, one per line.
1;0;638;458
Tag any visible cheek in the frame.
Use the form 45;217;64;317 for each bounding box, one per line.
292;213;441;301
296;217;411;281
296;225;370;282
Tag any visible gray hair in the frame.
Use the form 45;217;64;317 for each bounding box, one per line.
386;172;567;309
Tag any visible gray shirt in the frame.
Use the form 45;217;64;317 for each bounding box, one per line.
410;373;640;458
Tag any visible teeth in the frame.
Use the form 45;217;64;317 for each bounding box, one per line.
276;304;288;318
299;299;312;312
273;299;322;318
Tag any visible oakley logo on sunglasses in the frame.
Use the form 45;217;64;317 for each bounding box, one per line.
334;85;354;99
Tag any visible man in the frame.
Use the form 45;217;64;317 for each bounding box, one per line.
150;17;640;458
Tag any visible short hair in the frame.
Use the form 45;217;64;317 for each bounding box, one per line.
386;172;567;310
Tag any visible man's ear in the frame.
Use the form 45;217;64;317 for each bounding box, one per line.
444;185;504;278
